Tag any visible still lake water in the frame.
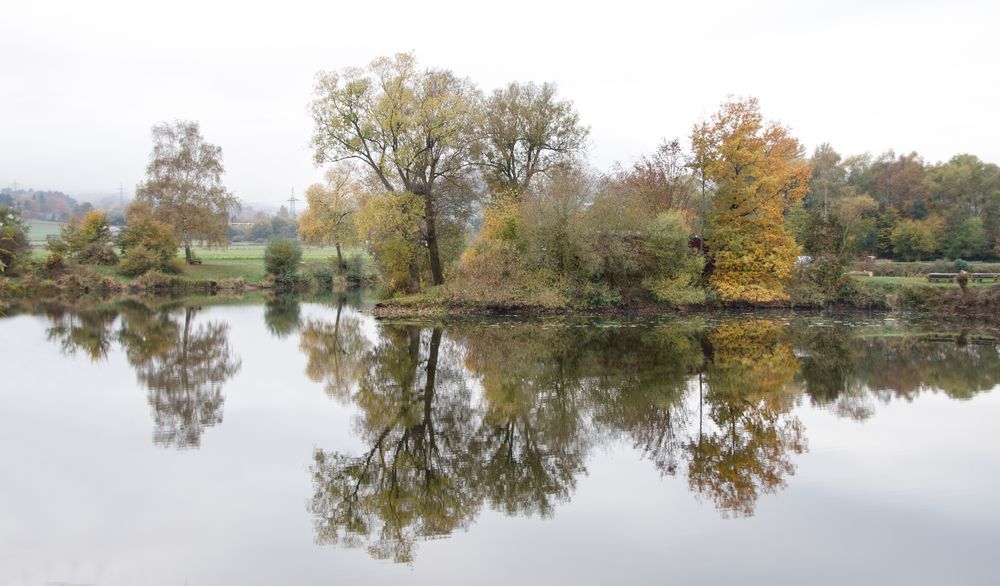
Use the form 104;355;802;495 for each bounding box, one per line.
1;293;998;585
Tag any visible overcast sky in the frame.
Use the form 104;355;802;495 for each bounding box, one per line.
2;0;997;207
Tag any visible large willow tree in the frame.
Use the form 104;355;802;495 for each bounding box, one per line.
692;98;810;302
309;53;479;286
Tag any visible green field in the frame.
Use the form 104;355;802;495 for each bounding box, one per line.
851;275;998;288
25;219;65;244
26;240;347;283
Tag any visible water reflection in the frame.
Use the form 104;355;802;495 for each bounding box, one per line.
30;299;1000;562
42;300;242;448
306;314;1000;561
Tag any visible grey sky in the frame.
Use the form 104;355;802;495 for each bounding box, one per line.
2;0;997;207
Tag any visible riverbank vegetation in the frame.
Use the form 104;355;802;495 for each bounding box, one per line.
303;53;1000;315
5;52;1000;316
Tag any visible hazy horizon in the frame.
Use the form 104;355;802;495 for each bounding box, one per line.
3;0;998;206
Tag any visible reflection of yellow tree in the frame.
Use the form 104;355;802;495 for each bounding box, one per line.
120;305;241;448
298;296;370;401
310;327;480;563
687;319;805;518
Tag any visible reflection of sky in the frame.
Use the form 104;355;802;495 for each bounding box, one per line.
0;305;997;585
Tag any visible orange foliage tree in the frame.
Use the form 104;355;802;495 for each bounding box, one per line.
692;97;811;302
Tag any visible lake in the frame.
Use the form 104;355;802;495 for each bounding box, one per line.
1;294;998;585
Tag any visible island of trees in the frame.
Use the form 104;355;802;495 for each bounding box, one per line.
4;52;1000;313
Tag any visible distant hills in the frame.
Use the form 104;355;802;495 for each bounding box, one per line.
0;187;128;221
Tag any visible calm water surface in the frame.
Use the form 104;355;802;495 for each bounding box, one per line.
1;294;998;585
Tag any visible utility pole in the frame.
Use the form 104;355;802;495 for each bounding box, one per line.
287;188;299;219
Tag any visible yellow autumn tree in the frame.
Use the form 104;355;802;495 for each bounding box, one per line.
692;97;810;302
298;168;361;274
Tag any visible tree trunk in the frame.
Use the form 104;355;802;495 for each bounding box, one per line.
423;194;444;286
407;260;421;294
423;328;441;450
184;241;193;264
335;243;345;275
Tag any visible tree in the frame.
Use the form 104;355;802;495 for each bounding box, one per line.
603;139;696;219
135;121;239;263
691;97;810;302
355;190;425;292
310;53;479;286
874;152;930;219
477;81;589;195
891;216;946;260
299;168;361;274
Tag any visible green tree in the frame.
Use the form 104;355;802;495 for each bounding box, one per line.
891;216;945;260
642;211;705;305
264;238;303;283
135;121;239;263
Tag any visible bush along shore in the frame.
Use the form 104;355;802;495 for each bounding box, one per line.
0;253;374;310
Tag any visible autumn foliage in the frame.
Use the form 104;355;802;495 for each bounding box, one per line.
692;98;811;302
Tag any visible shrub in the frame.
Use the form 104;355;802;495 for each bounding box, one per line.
954;258;971;272
343;248;378;283
117;214;180;275
264;238;303;283
48;210;117;265
120;245;159;277
0;206;31;273
76;243;119;265
310;266;335;291
44;253;66;272
641;211;705;306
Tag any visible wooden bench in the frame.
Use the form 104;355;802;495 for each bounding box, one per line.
927;273;957;283
971;273;999;283
189;259;203;265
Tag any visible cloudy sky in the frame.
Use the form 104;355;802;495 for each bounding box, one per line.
2;0;997;207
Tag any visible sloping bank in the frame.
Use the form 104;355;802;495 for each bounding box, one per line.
371;280;1000;320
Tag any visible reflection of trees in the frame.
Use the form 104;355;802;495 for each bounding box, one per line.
586;324;705;475
794;325;1000;418
461;325;591;517
40;300;242;449
45;306;119;361
311;327;480;563
686;320;805;518
298;295;371;401
119;305;241;448
300;312;1000;559
264;295;302;338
